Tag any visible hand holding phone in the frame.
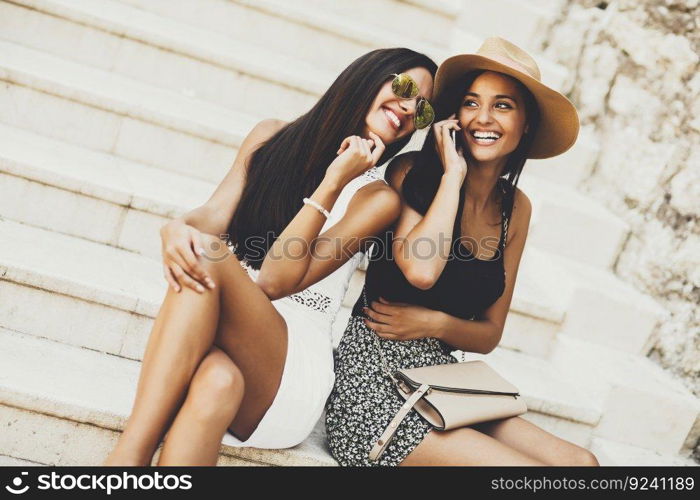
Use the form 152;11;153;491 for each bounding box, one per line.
435;119;467;183
449;128;467;182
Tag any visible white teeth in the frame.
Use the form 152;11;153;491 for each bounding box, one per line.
472;131;501;140
384;108;401;128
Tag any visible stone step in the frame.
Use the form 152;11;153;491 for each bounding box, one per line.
277;0;458;49
526;126;601;189
550;335;700;456
0;123;214;258
116;0;452;72
0;327;602;467
513;246;664;356
0;123;621;267
0;21;597;195
0;455;43;466
590;438;698;466
0;219;163;361
519;173;628;269
544;251;666;355
112;0;572;105
460;0;558;56
1;0;326;121
1;1;597;193
0;39;249;182
0;328;335;466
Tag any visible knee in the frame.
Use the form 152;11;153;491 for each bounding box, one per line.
556;445;599;466
576;448;600;466
188;359;245;422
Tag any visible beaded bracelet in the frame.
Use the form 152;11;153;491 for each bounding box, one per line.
303;197;330;219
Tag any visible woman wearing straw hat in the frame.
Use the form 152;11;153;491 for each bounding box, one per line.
325;37;599;466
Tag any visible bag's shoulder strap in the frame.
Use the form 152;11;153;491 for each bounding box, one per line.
368;383;431;462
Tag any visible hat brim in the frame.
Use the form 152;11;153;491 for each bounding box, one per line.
433;54;580;160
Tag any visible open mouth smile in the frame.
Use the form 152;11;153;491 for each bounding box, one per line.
383;107;401;130
470;130;502;146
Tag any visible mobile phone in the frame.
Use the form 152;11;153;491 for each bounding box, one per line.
450;129;456;144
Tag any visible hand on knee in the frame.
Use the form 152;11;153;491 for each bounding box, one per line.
198;233;234;269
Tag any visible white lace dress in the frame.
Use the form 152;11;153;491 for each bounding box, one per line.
223;167;387;449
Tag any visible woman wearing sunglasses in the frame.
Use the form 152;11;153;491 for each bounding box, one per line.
325;38;599;466
104;48;437;466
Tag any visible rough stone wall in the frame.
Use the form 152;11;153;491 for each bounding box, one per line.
539;0;699;405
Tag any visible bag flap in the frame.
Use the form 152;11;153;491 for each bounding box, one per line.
397;360;520;394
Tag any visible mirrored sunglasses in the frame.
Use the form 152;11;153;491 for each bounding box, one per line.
390;73;435;129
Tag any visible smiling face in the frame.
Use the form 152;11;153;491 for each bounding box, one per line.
364;67;434;145
458;71;528;166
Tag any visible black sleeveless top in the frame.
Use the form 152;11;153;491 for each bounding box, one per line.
352;177;514;321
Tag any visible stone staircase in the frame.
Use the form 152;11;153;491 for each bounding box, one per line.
0;0;697;466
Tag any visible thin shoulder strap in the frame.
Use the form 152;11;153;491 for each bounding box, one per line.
499;178;514;250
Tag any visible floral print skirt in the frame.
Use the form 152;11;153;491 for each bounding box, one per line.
325;315;457;466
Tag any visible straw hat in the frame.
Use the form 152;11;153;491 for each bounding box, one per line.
433;37;579;159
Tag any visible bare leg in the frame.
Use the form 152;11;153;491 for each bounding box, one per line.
105;234;287;465
157;347;244;466
401;427;547;466
471;416;599;466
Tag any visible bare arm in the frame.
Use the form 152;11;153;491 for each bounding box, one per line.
364;188;532;354
288;182;401;295
159;119;285;292
389;119;467;290
256;134;399;299
260;182;401;298
172;119;286;236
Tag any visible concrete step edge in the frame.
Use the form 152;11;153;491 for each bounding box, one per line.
14;0;333;96
0;39;257;147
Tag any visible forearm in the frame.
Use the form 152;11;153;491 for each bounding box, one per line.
432;310;502;354
257;176;343;297
170;204;229;238
396;172;462;281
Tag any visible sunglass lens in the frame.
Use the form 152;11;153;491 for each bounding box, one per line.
392;73;419;99
414;99;435;129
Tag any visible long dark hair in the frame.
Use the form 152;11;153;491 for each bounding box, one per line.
401;70;540;223
228;48;437;269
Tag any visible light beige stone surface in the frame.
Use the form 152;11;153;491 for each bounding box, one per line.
551;335;700;455
0;124;214;254
590;438;698;466
0;454;44;466
3;0;324;119
542;3;699;461
0;40;250;180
